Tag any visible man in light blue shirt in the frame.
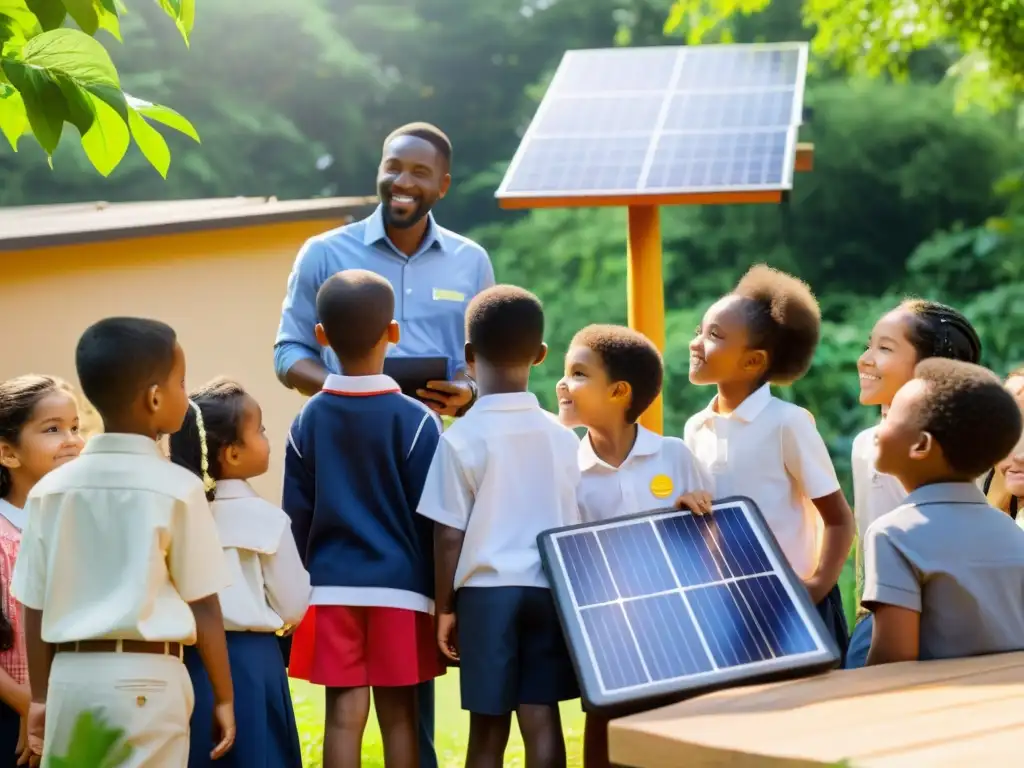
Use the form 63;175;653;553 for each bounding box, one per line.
275;122;495;417
274;123;493;768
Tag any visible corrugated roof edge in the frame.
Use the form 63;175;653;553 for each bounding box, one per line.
0;195;379;251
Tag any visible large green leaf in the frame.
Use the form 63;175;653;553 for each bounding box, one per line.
125;93;199;141
1;59;65;153
60;0;120;40
80;90;127;174
96;0;120;40
25;0;65;30
0;0;41;45
0;28;131;156
0;83;26;148
17;27;120;89
127;105;169;177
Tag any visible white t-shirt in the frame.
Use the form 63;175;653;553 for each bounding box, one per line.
851;426;907;543
578;425;713;523
683;384;840;580
417;392;581;590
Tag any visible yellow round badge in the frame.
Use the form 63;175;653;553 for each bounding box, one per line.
649;474;674;499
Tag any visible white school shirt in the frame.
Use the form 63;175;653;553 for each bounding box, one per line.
211;479;311;632
578;426;714;523
850;425;907;614
683;384;840;579
417;392;581;590
850;426;907;543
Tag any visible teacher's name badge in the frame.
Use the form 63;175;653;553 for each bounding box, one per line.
433;288;465;302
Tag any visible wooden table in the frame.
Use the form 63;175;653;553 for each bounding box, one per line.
609;652;1024;767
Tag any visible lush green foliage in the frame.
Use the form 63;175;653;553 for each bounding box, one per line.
666;0;1024;107
0;0;198;175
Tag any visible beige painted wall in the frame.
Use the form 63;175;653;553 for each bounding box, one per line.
0;218;345;502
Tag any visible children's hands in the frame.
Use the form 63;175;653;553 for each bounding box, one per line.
676;491;714;515
19;703;44;767
210;700;236;760
436;611;459;663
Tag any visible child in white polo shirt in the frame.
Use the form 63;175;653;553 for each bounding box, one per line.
684;265;855;661
11;317;235;766
418;285;581;768
556;324;712;768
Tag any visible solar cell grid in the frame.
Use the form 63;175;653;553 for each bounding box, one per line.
496;42;809;201
539;497;839;714
646;130;791;190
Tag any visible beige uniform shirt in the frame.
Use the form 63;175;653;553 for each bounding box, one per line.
11;433;230;645
211;479;310;632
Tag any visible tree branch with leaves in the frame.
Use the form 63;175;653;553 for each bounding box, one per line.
0;0;199;177
665;0;1023;108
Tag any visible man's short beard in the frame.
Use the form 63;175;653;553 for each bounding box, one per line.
382;202;431;230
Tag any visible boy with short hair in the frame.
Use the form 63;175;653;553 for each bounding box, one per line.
283;269;443;768
556;323;712;768
418;285;580;768
864;358;1024;665
558;324;713;522
11;317;235;766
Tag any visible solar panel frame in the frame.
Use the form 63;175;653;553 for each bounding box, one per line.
538;496;840;716
496;42;809;202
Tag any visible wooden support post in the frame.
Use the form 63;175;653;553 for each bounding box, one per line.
626;205;665;435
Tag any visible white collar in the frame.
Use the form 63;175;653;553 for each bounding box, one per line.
696;383;773;427
322;373;401;396
471;392;540;412
579;425;661;472
0;498;26;532
213;479;259;501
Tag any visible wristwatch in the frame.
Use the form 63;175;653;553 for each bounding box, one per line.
455;377;478;418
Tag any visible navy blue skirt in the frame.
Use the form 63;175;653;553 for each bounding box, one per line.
185;631;302;768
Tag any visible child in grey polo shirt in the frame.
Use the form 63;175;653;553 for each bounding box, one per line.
863;358;1024;665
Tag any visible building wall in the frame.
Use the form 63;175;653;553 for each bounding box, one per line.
0;218;345;502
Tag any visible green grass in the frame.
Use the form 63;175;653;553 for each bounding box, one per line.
291;554;858;767
291;671;585;768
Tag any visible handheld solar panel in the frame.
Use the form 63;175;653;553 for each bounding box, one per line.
496;42;809;203
539;496;840;715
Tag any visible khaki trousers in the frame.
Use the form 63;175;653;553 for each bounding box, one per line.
42;651;194;767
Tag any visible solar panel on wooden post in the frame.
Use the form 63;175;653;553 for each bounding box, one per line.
496;43;812;434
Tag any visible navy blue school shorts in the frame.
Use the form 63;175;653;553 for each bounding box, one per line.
456;586;579;716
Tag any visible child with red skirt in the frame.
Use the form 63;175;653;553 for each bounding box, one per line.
283;270;443;767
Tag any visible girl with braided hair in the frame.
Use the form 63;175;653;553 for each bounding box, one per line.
0;375;83;765
169;377;310;768
847;298;982;668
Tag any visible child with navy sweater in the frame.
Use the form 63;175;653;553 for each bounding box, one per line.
283;269;443;768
